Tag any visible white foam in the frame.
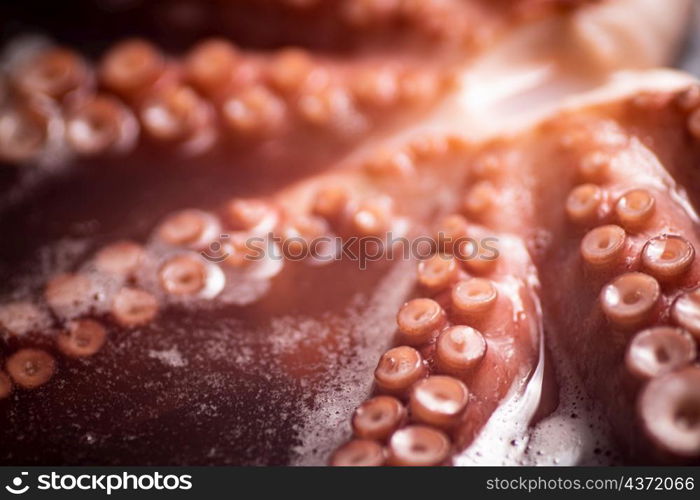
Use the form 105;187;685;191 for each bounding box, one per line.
289;260;416;465
148;346;188;368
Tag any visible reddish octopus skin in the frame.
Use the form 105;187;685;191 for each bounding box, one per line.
3;86;700;465
0;0;696;468
0;0;606;173
0;38;453;174
0;85;547;465
457;89;700;463
333;226;542;464
333;85;700;465
3;84;700;465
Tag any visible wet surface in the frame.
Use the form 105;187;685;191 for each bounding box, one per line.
0;131;413;464
0;0;699;466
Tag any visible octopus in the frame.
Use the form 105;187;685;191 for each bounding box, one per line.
0;0;698;466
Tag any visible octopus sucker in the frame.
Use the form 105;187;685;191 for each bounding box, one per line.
93;240;146;278
138;84;217;155
44;273;96;318
456;237;501;276
158;254;209;297
462;180;497;220
110;287;159;328
396;298;446;347
600;272;661;330
373;346;428;397
5;348;56;390
435;325;488;377
219;85;287;139
12;46;92;101
363;148;415;179
182;38;240;98
641;235;695;282
416;254;460;294
577;150;611;183
98;39;169;101
223;197;279;234
579;225;627;270
625;326;696;380
434;214;470;254
329;439;386;467
386;425;452;466
56;318;108;358
451;278;499;321
0;0;698;466
639;367;700;458
462;83;700;463
565;183;606;225
409;375;470;429
614;188;656;233
0;301;49;338
352;395;407;442
348;195;396;238
0;98;57;163
333;226;541;462
156;209;221;250
64;94;139;157
671;289;700;340
0;33;459;175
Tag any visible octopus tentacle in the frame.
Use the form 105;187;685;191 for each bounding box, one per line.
466;86;700;462
0;0;696;467
332;217;542;464
0;39;452;170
